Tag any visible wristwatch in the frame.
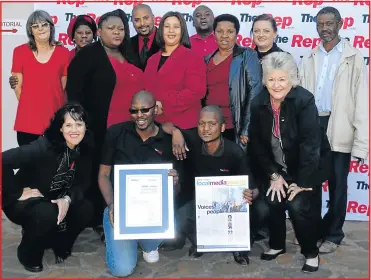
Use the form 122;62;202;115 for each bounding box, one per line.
270;173;280;181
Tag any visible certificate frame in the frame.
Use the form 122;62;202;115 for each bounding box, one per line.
113;163;174;240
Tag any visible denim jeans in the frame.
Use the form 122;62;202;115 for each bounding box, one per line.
103;207;163;277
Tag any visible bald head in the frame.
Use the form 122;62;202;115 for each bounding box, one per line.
200;105;225;124
131;90;156;105
193;5;213;18
132;4;153;16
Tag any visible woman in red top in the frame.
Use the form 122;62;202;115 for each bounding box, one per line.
67;14;97;62
144;11;206;130
11;10;70;146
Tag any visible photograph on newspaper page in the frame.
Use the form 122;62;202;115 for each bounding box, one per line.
195;176;250;252
113;164;174;240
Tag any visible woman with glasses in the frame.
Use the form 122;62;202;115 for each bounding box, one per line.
10;10;70;146
66;9;142;234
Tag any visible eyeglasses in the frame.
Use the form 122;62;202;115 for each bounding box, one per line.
31;22;49;30
129;104;156;115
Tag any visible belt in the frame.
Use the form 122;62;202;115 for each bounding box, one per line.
319;112;331;117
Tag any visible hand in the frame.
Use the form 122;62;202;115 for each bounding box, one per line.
240;135;249;145
156;101;163;116
353;157;365;165
242;189;253;205
18;187;44;201
9;75;18;89
287;183;312;201
51;198;70;225
108;204;114;228
266;175;288;202
172;129;189;160
168;169;179;186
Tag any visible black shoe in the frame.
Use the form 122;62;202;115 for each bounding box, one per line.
161;239;185;251
302;255;319;273
233;252;249;266
188;246;203;258
261;249;286;261
17;245;43;272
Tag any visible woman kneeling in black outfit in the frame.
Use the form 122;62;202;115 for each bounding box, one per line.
249;52;330;273
2;103;94;272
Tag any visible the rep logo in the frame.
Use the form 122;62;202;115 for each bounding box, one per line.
231;0;262;8
301;14;355;30
240;13;293;29
56;0;85;7
292;0;323;8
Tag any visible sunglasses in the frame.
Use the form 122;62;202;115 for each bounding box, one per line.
129;104;156;115
31;22;50;30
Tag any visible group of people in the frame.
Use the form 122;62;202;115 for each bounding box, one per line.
2;3;368;277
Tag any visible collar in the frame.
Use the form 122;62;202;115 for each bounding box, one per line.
139;27;156;43
201;137;224;157
129;121;165;141
192;32;214;40
255;42;281;59
206;44;245;63
319;37;344;54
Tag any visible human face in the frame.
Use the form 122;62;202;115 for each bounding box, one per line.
31;21;51;42
215;21;237;51
98;16;125;48
130;100;157;131
193;7;214;33
60;113;87;149
132;7;155;36
316;13;342;43
163;16;182;47
265;70;292;102
253;20;277;51
198;111;225;143
74;25;94;48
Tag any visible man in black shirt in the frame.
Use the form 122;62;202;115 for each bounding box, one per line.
98;90;179;277
161;105;269;266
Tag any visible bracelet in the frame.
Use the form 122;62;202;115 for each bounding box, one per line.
270;173;280;181
63;195;72;205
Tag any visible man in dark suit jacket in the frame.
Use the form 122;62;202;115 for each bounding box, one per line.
131;4;160;70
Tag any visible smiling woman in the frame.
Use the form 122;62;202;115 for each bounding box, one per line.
10;10;70;147
2;103;94;273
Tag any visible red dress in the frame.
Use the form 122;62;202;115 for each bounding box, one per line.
206;55;234;129
107;57;144;128
11;44;70;135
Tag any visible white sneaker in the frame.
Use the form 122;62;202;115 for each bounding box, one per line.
143;250;159;263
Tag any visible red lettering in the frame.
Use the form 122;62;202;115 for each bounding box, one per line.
58;33;74;46
56;0;84;7
267;14;293;29
343;17;354;29
291;35;320;49
231;0;262;8
292;0;323;8
236;34;256;49
154;16;162;27
349;160;370;175
50;16;58;25
347;201;370;216
353;35;370;48
86;13;101;26
113;0;143;6
171;0;201;8
354;1;370;6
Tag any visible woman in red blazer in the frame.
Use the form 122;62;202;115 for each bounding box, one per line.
144;11;206;130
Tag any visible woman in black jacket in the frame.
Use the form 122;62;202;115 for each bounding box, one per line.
66;9;141;229
249;52;331;273
204;14;262;146
2;103;93;273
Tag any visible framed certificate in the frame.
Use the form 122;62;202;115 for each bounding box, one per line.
113;164;175;240
195;176;250;252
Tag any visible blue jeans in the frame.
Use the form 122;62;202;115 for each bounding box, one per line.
103;207;162;277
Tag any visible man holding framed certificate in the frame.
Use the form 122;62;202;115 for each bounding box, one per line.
98;91;179;277
161;106;269;266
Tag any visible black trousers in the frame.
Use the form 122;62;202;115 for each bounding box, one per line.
3;198;93;265
266;185;322;258
319;116;351;245
17;132;40;146
176;195;269;248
